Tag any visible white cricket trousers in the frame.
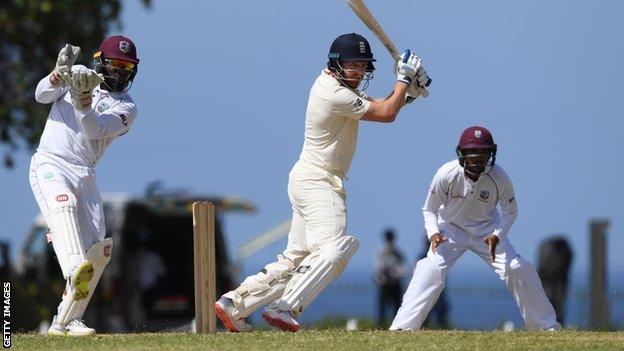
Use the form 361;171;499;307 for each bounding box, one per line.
222;160;350;319
29;152;106;251
283;160;348;263
390;223;559;330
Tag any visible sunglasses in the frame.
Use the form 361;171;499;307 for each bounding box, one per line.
103;58;136;71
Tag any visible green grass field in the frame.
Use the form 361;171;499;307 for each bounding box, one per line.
13;330;624;351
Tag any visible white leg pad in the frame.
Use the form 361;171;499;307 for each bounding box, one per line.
275;236;359;316
48;192;86;279
223;254;296;319
57;238;113;325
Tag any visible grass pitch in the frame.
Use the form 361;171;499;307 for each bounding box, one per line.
14;330;624;350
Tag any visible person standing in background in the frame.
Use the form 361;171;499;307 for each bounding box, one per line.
537;236;573;325
374;228;406;328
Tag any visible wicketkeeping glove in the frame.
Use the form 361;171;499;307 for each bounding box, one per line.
52;44;81;86
68;65;104;110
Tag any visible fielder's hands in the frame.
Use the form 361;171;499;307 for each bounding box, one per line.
429;233;449;253
52;44;81;86
483;234;499;262
68;65;104;110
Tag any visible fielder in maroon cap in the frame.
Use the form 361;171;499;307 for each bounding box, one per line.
390;126;561;332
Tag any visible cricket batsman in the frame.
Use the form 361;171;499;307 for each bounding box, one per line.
215;33;431;332
29;35;139;335
390;126;561;331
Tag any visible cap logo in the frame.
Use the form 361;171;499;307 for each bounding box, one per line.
119;40;131;53
359;41;366;54
474;130;482;138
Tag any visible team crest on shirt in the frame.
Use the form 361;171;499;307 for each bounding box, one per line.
97;102;110;113
479;190;490;202
353;98;363;111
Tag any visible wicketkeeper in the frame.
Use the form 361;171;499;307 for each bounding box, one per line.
29;35;139;336
215;33;431;332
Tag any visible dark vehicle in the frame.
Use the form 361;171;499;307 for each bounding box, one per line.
14;192;255;332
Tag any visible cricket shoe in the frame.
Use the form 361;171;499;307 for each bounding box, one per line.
66;319;96;336
545;324;562;332
47;315;67;336
70;260;94;300
215;297;252;332
262;307;300;332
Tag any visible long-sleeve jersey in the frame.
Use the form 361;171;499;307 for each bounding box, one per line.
34;72;137;168
298;70;371;179
422;160;518;240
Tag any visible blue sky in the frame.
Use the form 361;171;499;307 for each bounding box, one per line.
1;0;622;294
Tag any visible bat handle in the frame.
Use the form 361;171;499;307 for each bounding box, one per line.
401;49;410;63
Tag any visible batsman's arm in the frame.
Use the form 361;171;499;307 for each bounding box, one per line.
360;81;409;123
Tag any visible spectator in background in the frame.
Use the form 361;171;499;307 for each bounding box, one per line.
374;228;406;328
537;236;573;325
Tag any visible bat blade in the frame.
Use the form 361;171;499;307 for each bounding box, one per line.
347;0;399;59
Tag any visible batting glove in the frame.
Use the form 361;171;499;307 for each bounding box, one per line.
396;49;421;86
406;68;432;102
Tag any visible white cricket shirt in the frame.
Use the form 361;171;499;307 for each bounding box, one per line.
298;70;371;179
422;159;518;239
34;72;137;168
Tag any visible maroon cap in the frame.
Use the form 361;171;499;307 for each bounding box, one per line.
98;35;139;63
458;126;495;149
